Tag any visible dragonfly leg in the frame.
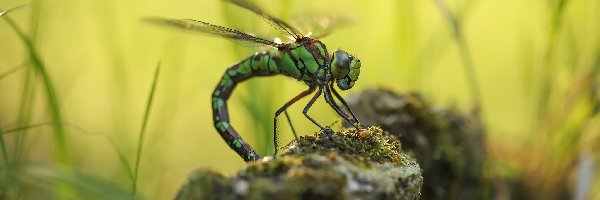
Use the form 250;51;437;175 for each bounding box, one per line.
284;110;298;140
323;86;360;129
303;87;338;143
329;83;362;127
302;86;325;129
273;86;316;156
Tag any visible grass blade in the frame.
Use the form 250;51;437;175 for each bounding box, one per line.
2;122;98;135
2;2;35;168
13;66;35;163
2;10;70;166
0;62;28;80
0;126;8;165
433;0;483;117
108;138;135;184
3;5;73;198
11;163;136;200
132;62;161;196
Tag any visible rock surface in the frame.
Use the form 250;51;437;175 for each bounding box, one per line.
345;88;488;200
176;127;423;200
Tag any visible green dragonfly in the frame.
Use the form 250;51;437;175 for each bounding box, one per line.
147;0;363;162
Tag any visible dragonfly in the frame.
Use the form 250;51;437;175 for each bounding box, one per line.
147;0;363;162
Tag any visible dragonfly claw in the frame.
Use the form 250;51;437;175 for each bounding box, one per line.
323;126;339;144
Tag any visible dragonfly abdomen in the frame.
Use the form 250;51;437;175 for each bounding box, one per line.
212;52;281;162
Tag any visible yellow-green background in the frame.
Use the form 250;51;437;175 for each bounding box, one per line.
1;0;599;199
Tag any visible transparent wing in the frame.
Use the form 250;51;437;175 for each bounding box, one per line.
226;0;304;40
292;12;357;39
145;17;282;48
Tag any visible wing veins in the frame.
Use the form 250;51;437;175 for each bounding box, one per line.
226;0;303;39
146;17;281;48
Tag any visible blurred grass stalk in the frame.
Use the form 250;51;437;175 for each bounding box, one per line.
481;0;599;198
432;0;600;198
2;2;72;198
0;126;8;165
132;62;161;197
526;0;600;197
433;0;483;116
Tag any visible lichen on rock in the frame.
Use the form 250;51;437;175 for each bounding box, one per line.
176;127;423;200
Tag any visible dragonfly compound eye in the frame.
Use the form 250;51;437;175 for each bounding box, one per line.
349;59;361;81
335;55;360;90
331;50;351;79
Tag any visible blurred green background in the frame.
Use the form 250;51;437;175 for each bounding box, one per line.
1;0;599;199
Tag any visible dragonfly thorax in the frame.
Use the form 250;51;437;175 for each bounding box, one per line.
282;38;361;90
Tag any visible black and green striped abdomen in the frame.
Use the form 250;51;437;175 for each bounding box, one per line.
212;52;282;162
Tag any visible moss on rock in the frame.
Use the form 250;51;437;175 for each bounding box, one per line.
176;127;423;200
345;88;488;200
282;126;406;165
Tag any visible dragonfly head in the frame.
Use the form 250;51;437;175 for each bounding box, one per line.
331;50;361;90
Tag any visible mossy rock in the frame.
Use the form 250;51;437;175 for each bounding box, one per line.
176;127;423;200
345;88;488;200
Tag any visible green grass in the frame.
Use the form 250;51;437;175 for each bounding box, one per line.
0;126;8;166
0;62;27;80
2;6;161;198
3;163;133;200
2;3;72;198
3;6;69;168
132;62;161;197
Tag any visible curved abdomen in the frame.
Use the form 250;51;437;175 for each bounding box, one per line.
211;52;281;162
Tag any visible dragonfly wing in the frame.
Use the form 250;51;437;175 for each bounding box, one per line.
292;12;357;39
226;0;303;40
145;17;281;48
